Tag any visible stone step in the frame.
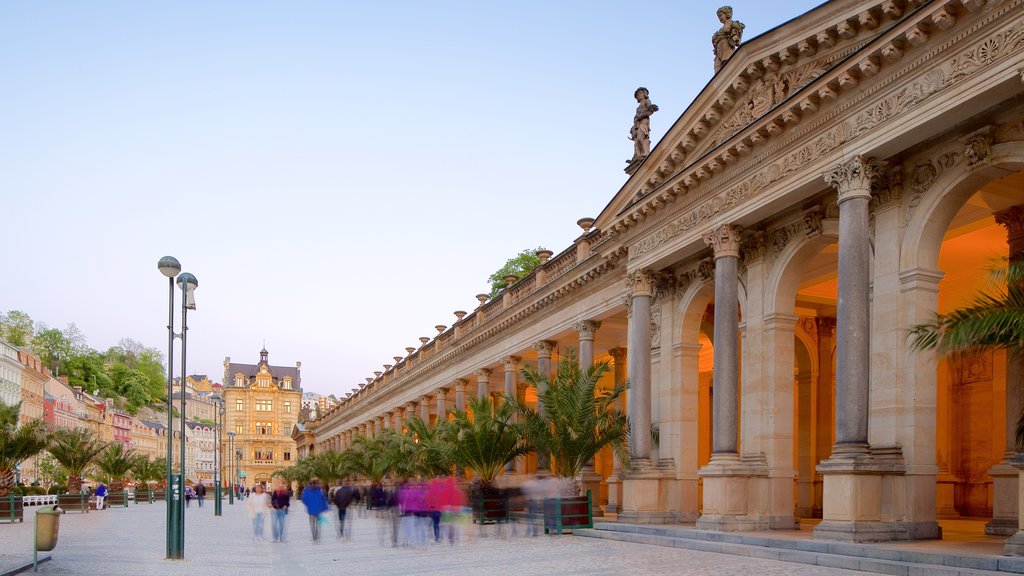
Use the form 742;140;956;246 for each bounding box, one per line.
576;524;1024;576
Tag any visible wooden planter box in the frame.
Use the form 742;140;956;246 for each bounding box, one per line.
543;490;593;534
134;491;155;504
106;491;129;508
0;495;24;523
472;489;509;525
152;490;166;501
58;493;90;513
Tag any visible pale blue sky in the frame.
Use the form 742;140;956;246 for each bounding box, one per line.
0;1;822;396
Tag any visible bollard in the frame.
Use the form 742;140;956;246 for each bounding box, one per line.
34;504;61;571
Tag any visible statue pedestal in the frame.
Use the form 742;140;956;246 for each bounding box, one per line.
619;459;676;524
606;473;622;514
624;156;645;175
696;453;770;532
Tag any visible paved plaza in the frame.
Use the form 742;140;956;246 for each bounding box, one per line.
0;500;871;576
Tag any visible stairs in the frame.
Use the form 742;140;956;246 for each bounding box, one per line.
575;522;1024;575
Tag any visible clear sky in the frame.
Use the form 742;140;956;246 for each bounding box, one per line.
0;1;823;397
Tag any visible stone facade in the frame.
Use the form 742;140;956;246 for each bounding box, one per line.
222;349;301;486
304;0;1024;551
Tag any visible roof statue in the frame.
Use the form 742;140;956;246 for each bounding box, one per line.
626;87;659;174
712;6;745;73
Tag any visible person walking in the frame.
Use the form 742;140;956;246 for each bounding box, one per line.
271;481;290;542
195;481;206;508
301;478;329;542
94;483;107;510
247;484;271;542
332;482;355;540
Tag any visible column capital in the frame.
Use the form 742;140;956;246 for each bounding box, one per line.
501;356;521;371
815;316;836;337
405;402;416;412
475;368;492;381
435;388;447;400
574;320;602;340
534;340;556;357
419;396;430;406
607;347;627;362
702;223;743;259
626;269;657;297
453;378;468;393
995;205;1024;248
824;155;883;204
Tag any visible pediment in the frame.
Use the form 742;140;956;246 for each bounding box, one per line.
594;0;927;231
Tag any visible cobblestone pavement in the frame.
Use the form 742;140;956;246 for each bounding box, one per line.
1;501;866;575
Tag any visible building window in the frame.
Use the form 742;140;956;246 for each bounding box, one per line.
282;379;291;390
255;421;272;435
284;451;291;461
284;401;291;413
235;423;243;434
235;400;243;411
234;376;243;387
255;400;272;412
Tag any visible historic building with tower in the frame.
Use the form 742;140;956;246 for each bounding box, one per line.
301;0;1024;553
222;348;301;487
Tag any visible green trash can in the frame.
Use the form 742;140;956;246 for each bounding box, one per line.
34;504;61;571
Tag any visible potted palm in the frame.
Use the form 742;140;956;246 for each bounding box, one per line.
131;457;163;503
94;443;139;508
0;402;49;522
508;348;629;532
48;428;108;512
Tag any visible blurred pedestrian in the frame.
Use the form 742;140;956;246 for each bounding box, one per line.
94;483;107;511
195;481;206;508
247;484;271;542
301;478;329;542
332;482;355;540
271;481;290;542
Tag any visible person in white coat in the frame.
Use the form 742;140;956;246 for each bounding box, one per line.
247;484;272;542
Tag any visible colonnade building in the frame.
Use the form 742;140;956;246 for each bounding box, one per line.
301;0;1024;546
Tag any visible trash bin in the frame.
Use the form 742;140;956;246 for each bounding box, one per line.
34;504;61;571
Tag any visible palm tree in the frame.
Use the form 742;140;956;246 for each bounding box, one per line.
0;402;49;497
132;457;164;491
405;417;455;479
437;396;529;490
910;259;1024;444
508;348;630;495
48;428;108;493
94;443;139;492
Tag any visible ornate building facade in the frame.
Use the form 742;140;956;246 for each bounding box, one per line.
302;0;1024;552
222;349;301;486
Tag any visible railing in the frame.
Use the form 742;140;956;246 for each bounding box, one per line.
0;495;24;522
544;247;579;284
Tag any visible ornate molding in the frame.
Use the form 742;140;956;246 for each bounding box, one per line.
626;269;658;297
702;223;743;259
996;114;1024;143
677;258;716;293
534;340;556;357
650;306;662;349
824;155;883;203
870;164;903;211
906;148;960;221
574;320;602;340
963;127;995;167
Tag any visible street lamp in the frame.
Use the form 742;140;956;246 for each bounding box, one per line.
157;256;198;560
227;431;235;505
211;394;223;516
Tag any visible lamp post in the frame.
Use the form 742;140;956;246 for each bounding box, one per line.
211;395;222;516
157;256;198;560
227;431;235;505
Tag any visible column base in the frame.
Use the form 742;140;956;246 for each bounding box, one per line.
1006;531;1024;556
696;453;772;532
987;460;1019;536
605;473;622;513
581;470;605;518
619;459;676;524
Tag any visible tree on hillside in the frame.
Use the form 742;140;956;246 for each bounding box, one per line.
0;310;34;346
487;248;545;298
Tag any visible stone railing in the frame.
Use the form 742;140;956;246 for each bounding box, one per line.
545;246;578;283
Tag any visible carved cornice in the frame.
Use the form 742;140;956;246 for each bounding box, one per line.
626;269;658;297
703;224;743;259
574;320;602;340
824;155;883;203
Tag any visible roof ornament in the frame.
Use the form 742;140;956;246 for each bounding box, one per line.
712;6;745;74
625;87;659;175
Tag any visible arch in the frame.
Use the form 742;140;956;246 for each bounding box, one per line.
679;278;716;343
765;224;839;317
901;141;1024;271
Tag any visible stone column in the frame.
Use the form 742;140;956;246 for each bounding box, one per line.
606;347;627;513
993;205;1024;535
476;369;491;399
502;356;521;474
419;396;430;423
814;317;836;517
377;416;386;435
576;320;602;368
827;156;877;457
454;379;467;412
625;270;655;463
392;411;402;432
405;402;417;425
534;340;556;417
436;388;447;421
383;412;392;431
704;224;742;459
